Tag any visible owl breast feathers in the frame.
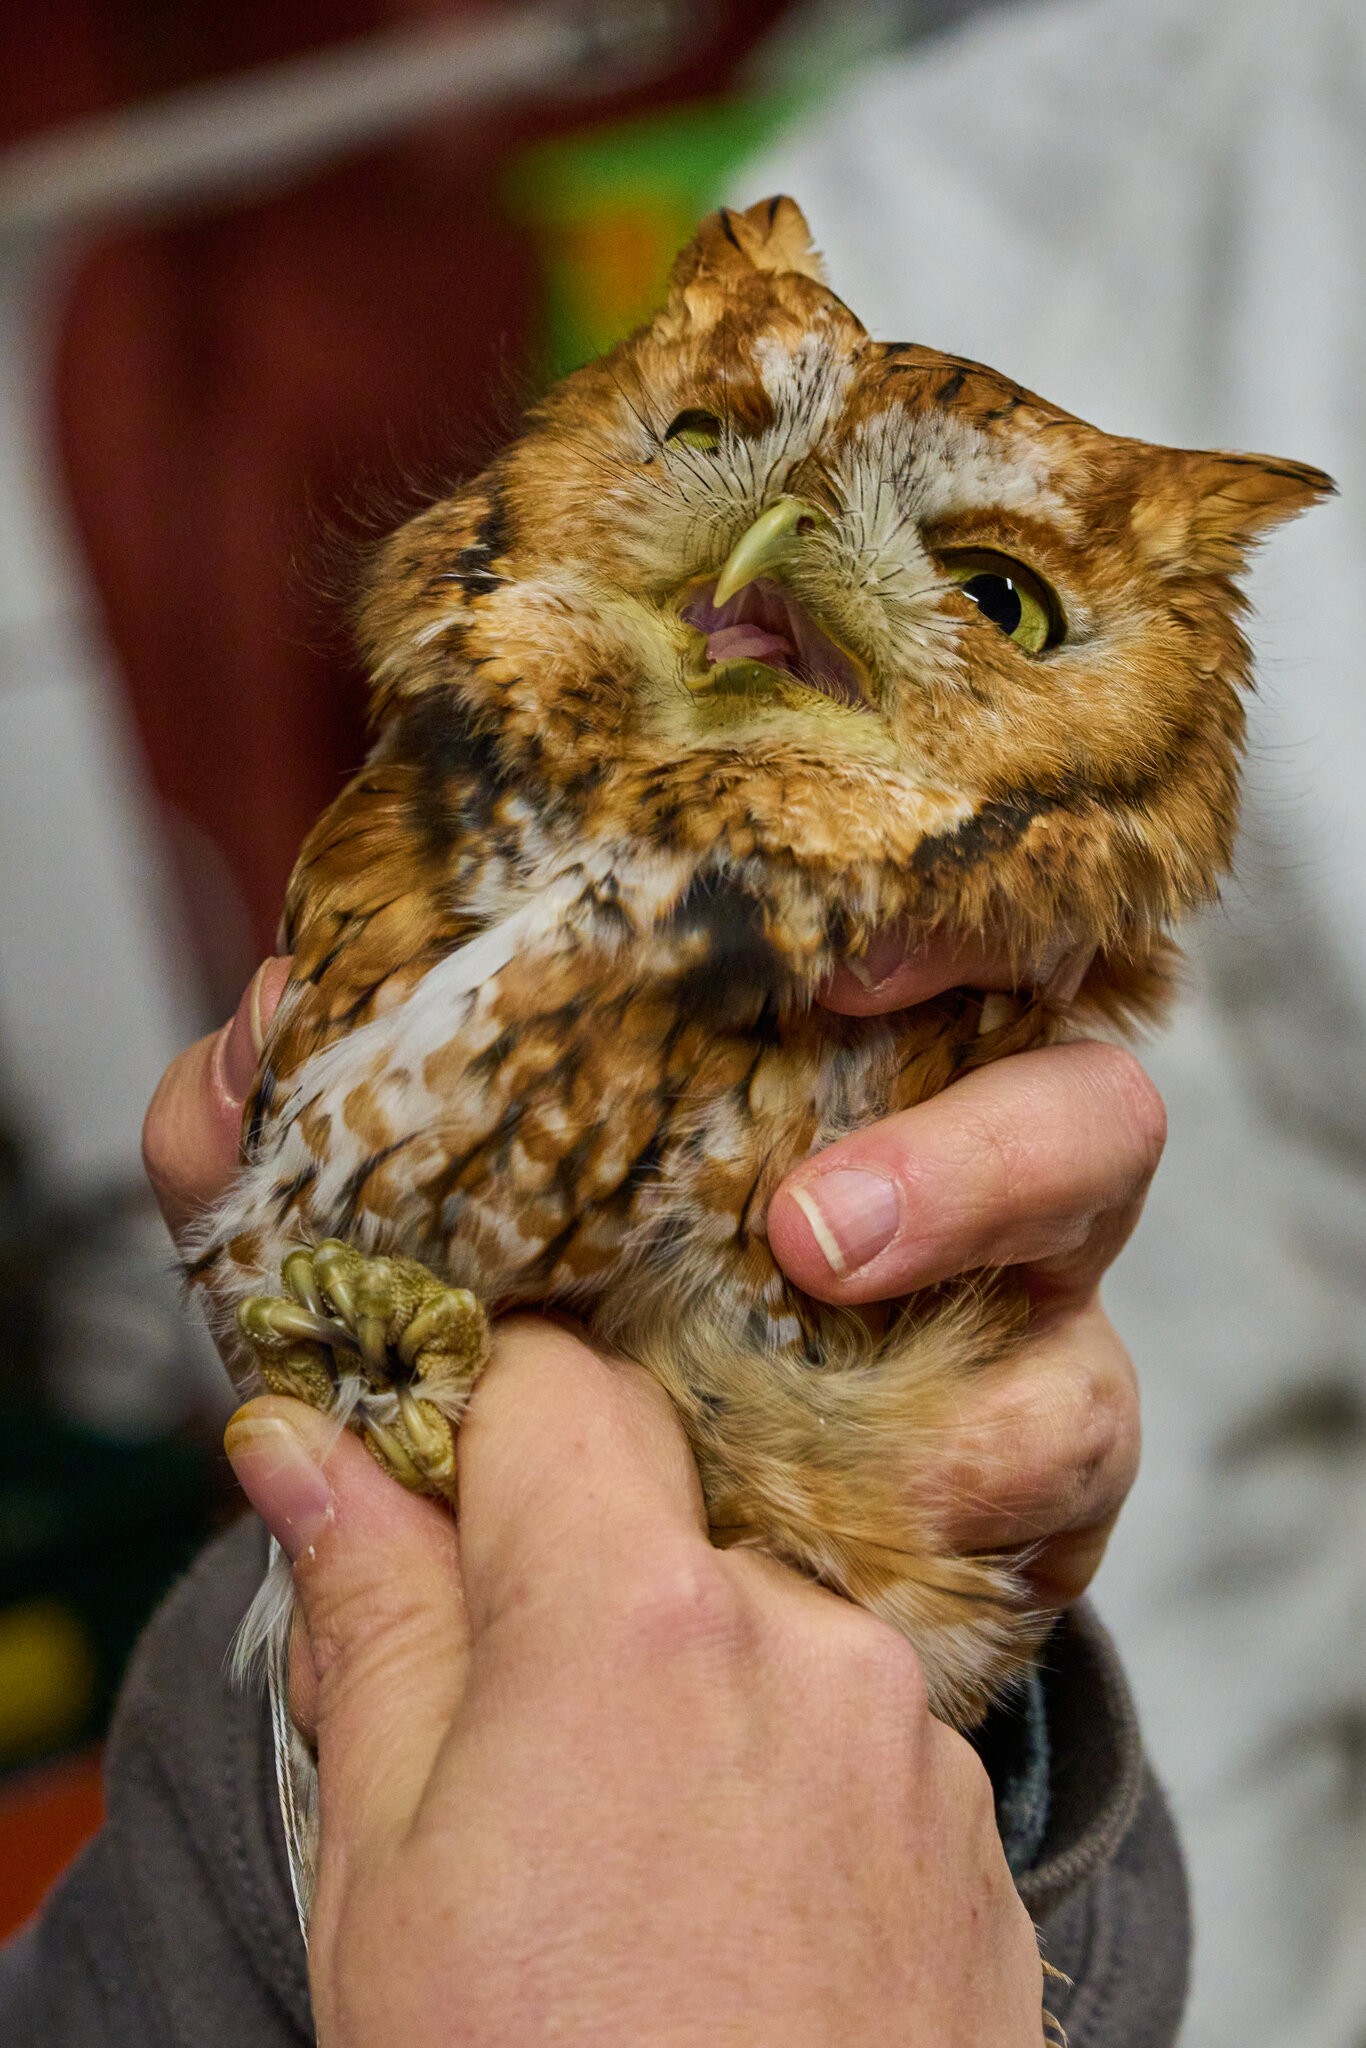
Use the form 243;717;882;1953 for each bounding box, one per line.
193;196;1330;1726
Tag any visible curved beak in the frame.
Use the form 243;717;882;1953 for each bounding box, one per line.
712;496;831;606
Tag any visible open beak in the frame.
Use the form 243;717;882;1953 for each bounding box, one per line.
713;496;831;606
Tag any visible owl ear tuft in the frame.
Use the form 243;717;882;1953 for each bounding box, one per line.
1132;447;1335;573
668;196;827;296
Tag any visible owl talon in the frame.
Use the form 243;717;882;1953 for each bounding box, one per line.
361;1393;457;1494
281;1246;326;1316
237;1296;352;1351
236;1242;489;1504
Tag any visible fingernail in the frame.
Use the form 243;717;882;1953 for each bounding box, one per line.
788;1171;901;1276
224;1408;333;1559
214;958;288;1104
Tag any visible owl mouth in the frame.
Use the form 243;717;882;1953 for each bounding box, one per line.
680;578;871;713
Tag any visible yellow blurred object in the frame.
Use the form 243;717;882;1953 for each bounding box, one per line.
0;1599;98;1765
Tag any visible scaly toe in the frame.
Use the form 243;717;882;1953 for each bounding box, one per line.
398;1287;490;1396
236;1291;342;1412
259;1346;336;1410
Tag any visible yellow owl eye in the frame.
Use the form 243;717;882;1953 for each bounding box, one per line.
940;551;1064;654
665;409;723;452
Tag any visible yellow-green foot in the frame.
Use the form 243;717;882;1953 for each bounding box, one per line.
235;1241;489;1501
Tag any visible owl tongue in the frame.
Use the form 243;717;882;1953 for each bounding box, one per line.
705;623;793;665
682;577;868;711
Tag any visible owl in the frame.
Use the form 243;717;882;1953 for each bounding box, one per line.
192;195;1330;1734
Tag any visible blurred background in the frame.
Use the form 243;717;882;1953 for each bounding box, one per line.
0;3;1361;2044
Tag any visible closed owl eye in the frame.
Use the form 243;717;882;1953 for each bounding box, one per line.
938;549;1065;654
664;409;724;451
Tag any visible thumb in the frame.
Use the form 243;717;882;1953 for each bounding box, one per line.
225;1396;467;1860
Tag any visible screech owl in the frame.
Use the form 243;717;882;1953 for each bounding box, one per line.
192;195;1330;1733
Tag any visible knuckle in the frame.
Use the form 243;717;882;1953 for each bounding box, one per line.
1079;1353;1130;1457
1069;1342;1140;1498
1029;1329;1139;1526
609;1550;758;1669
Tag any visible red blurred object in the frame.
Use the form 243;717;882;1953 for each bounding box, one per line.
0;1749;104;1940
2;1;789;1009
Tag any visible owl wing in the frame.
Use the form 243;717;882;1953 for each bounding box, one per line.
250;750;482;1135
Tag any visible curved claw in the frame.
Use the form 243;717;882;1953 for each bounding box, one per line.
282;1247;326;1316
397;1391;458;1486
237;1296;351;1351
312;1240;358;1324
361;1417;425;1492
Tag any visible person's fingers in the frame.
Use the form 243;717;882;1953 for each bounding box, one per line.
142;957;291;1237
453;1317;712;1639
224;1395;466;1858
819;924;1092;1017
928;1299;1141;1604
768;1040;1165;1305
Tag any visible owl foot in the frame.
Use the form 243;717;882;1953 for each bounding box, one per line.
235;1241;490;1502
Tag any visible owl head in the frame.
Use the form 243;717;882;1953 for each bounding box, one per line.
357;197;1330;988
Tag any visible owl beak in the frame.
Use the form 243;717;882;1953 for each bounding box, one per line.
712;496;830;607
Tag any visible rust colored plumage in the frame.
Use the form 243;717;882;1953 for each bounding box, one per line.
194;197;1331;1726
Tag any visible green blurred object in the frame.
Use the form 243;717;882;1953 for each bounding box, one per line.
506;92;802;378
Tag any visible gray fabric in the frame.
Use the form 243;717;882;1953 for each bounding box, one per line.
0;1514;1188;2046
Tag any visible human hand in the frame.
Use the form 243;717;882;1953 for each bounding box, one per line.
224;1328;1044;2047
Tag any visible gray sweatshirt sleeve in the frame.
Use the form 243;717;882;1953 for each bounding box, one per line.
0;1515;1187;2048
